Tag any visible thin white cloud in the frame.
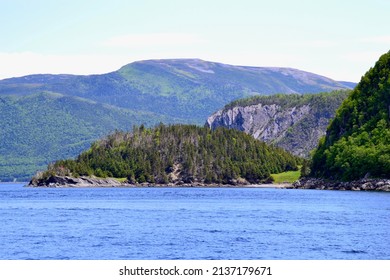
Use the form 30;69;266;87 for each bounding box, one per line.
307;40;338;48
360;36;390;44
103;33;206;48
342;50;385;63
288;40;339;48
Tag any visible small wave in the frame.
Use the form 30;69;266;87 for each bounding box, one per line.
206;229;223;233
342;249;367;254
310;247;323;252
100;236;115;240
235;237;250;242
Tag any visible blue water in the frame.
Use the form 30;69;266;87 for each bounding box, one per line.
0;183;389;260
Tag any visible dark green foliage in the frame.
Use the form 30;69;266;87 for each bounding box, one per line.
43;124;300;184
300;159;311;177
0;92;179;181
310;51;390;180
224;91;349;112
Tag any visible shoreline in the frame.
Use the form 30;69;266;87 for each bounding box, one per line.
292;177;390;192
25;175;390;192
27;184;289;189
27;175;290;189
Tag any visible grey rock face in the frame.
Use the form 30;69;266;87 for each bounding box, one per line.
207;103;326;157
208;104;309;140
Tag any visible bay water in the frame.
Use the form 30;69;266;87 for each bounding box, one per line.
0;183;389;260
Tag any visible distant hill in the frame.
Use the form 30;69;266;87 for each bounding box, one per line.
0;59;354;123
207;91;349;157
311;51;390;180
338;81;357;89
31;124;300;186
0;92;179;181
0;59;355;181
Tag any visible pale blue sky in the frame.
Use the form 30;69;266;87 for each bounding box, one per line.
1;0;389;81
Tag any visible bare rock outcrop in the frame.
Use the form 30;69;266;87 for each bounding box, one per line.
292;178;390;191
207;103;323;157
28;175;125;188
206;92;348;158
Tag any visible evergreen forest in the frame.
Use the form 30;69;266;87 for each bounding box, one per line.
38;124;301;185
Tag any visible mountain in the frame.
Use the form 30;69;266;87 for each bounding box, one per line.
0;92;180;181
338;81;358;89
30;124;300;187
0;59;355;181
310;51;390;180
207;91;349;157
0;59;354;124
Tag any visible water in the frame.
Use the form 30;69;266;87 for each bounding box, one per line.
0;183;389;260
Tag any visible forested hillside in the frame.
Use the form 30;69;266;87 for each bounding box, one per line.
310;51;390;180
33;124;300;185
0;92;177;181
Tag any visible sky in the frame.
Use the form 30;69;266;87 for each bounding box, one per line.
1;0;390;82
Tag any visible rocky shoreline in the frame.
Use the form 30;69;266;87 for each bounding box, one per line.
28;175;126;188
291;177;390;192
27;175;279;188
27;175;390;191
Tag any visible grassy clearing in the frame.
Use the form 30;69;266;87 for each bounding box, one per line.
271;169;301;184
115;177;128;183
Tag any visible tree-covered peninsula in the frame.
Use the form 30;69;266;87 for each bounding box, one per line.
31;124;300;186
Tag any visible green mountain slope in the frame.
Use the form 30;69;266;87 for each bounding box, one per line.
207;91;349;157
32;124;300;185
0;92;180;181
0;59;354;123
310;51;390;180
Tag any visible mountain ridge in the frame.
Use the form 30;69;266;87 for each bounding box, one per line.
0;59;355;124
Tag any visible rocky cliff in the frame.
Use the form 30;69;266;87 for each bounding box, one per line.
206;91;349;157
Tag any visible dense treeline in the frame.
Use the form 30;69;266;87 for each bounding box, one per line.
310;51;390;180
223;90;349;112
39;124;300;184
